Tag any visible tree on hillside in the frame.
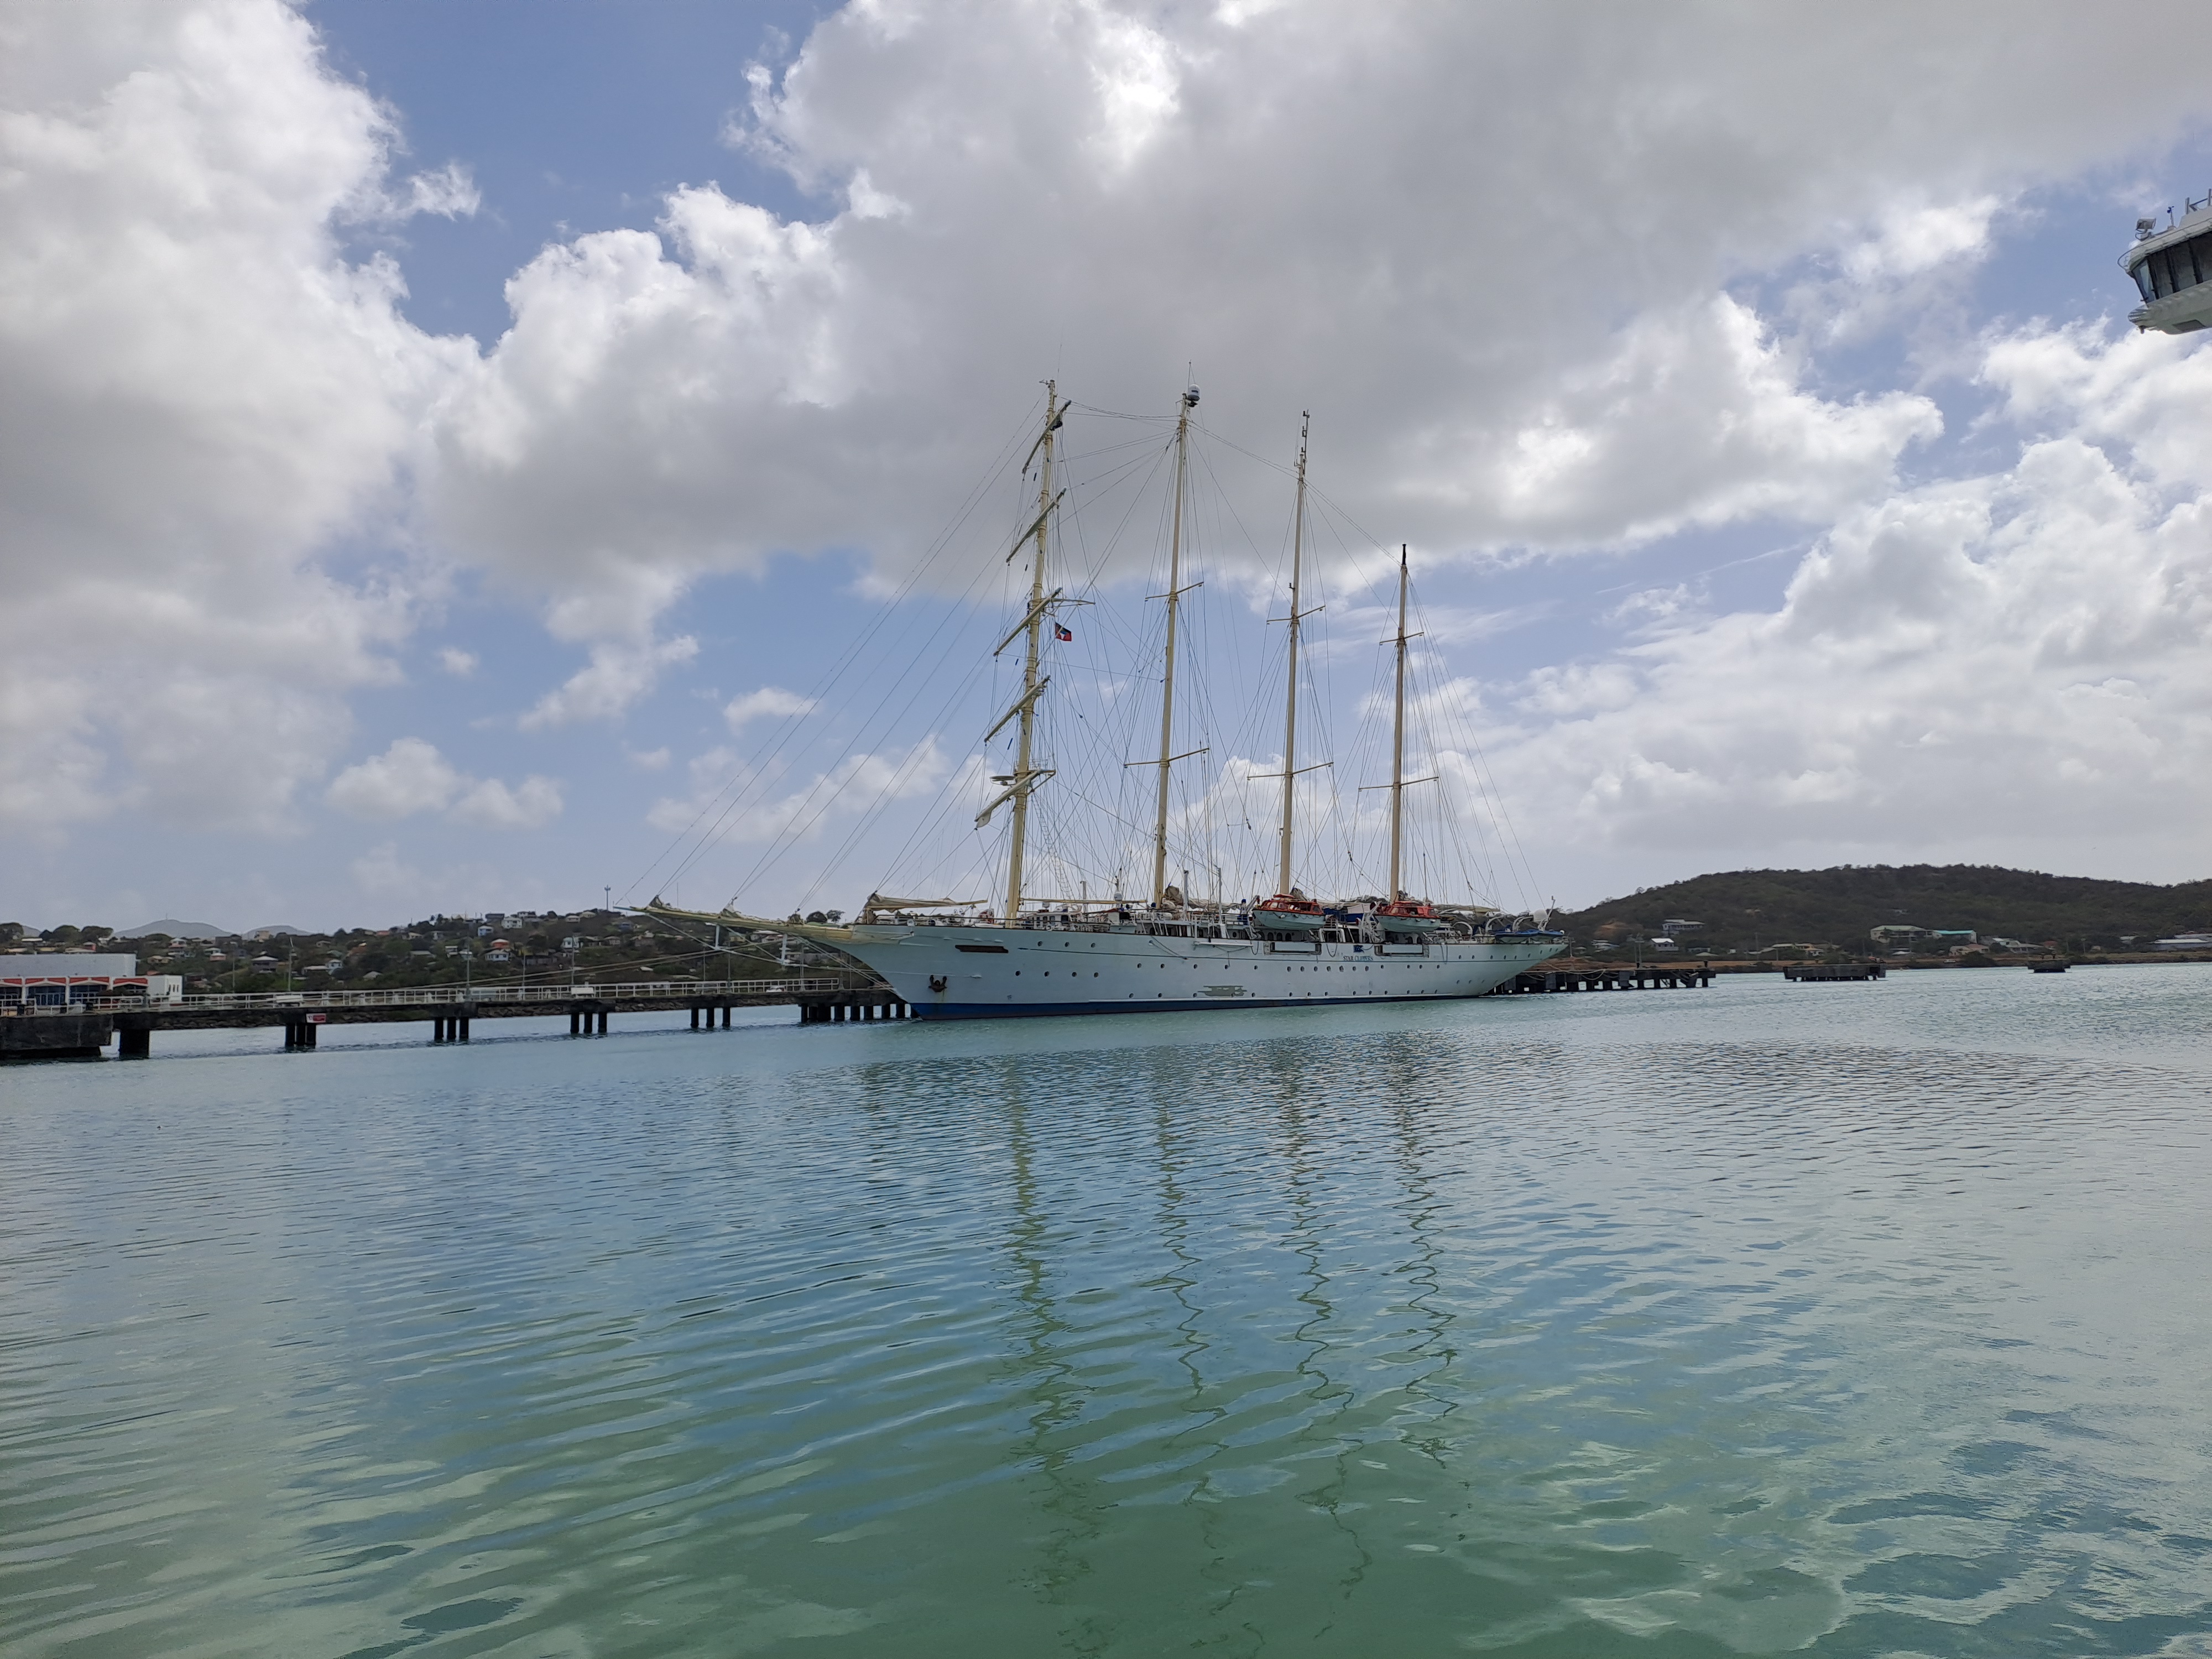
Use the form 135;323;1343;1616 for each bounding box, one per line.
1557;865;2212;952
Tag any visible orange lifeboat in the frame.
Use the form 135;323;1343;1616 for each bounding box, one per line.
1372;898;1440;936
1252;893;1325;933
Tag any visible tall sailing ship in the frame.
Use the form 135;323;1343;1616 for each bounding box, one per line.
648;385;1566;1019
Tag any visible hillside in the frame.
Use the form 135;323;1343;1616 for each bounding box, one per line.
1554;865;2212;953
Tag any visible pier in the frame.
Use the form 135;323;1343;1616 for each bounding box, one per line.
795;992;915;1024
3;975;902;1061
1489;965;1715;994
1781;963;1886;982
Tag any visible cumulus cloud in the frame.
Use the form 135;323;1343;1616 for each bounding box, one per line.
327;737;562;830
519;635;700;729
647;737;950;846
349;839;422;900
1844;196;2005;284
326;736;465;820
724;686;817;729
1476;325;2212;890
392;160;481;222
451;774;565;830
439;647;480;677
1479;296;1943;547
424;0;2212;627
12;0;2212;919
0;0;471;835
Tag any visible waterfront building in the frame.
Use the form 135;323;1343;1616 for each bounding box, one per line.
1;953;182;1006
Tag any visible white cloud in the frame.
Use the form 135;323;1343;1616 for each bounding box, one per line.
1479;296;1943;548
519;634;700;729
451;774;564;830
0;0;471;836
648;745;745;834
349;839;421;899
326;737;465;819
724;686;817;730
345;158;482;227
422;0;2212;632
327;737;563;831
1478;324;2212;892
12;0;2212;917
1844;195;2004;284
397;160;480;221
647;736;950;845
439;647;479;677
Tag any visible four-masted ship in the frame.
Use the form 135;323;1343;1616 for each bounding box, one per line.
648;385;1566;1019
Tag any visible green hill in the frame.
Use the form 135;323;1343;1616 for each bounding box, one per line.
1555;865;2212;953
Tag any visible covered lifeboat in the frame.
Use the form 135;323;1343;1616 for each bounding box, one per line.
1251;892;1326;934
1371;898;1442;938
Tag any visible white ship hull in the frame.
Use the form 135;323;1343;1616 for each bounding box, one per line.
825;922;1569;1020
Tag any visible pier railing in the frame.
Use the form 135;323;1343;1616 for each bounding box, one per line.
12;977;869;1016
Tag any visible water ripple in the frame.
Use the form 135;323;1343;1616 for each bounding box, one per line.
2;971;2209;1654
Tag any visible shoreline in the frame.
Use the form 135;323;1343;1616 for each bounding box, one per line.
1548;952;2212;974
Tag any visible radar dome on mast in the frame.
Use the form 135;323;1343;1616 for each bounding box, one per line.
2122;194;2212;333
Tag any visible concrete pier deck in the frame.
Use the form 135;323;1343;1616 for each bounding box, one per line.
3;975;909;1060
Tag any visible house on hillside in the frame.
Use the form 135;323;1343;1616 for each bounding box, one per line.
1870;925;1928;946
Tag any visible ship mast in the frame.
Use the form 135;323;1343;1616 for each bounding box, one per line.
1275;413;1314;896
998;383;1060;926
1149;386;1202;908
1388;544;1410;902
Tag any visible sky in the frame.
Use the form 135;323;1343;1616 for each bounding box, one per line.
6;0;2212;932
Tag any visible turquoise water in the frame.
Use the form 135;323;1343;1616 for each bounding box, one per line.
3;968;2209;1657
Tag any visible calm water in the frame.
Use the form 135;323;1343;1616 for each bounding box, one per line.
3;969;2210;1657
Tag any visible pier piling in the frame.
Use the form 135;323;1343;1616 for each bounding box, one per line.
1487;965;1715;995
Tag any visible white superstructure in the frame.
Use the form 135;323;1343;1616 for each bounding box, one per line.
2124;197;2212;334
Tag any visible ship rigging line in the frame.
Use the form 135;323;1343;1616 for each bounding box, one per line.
826;440;1176;904
1223;475;1542;910
632;395;1050;904
801;435;1180;909
671;546;1001;907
